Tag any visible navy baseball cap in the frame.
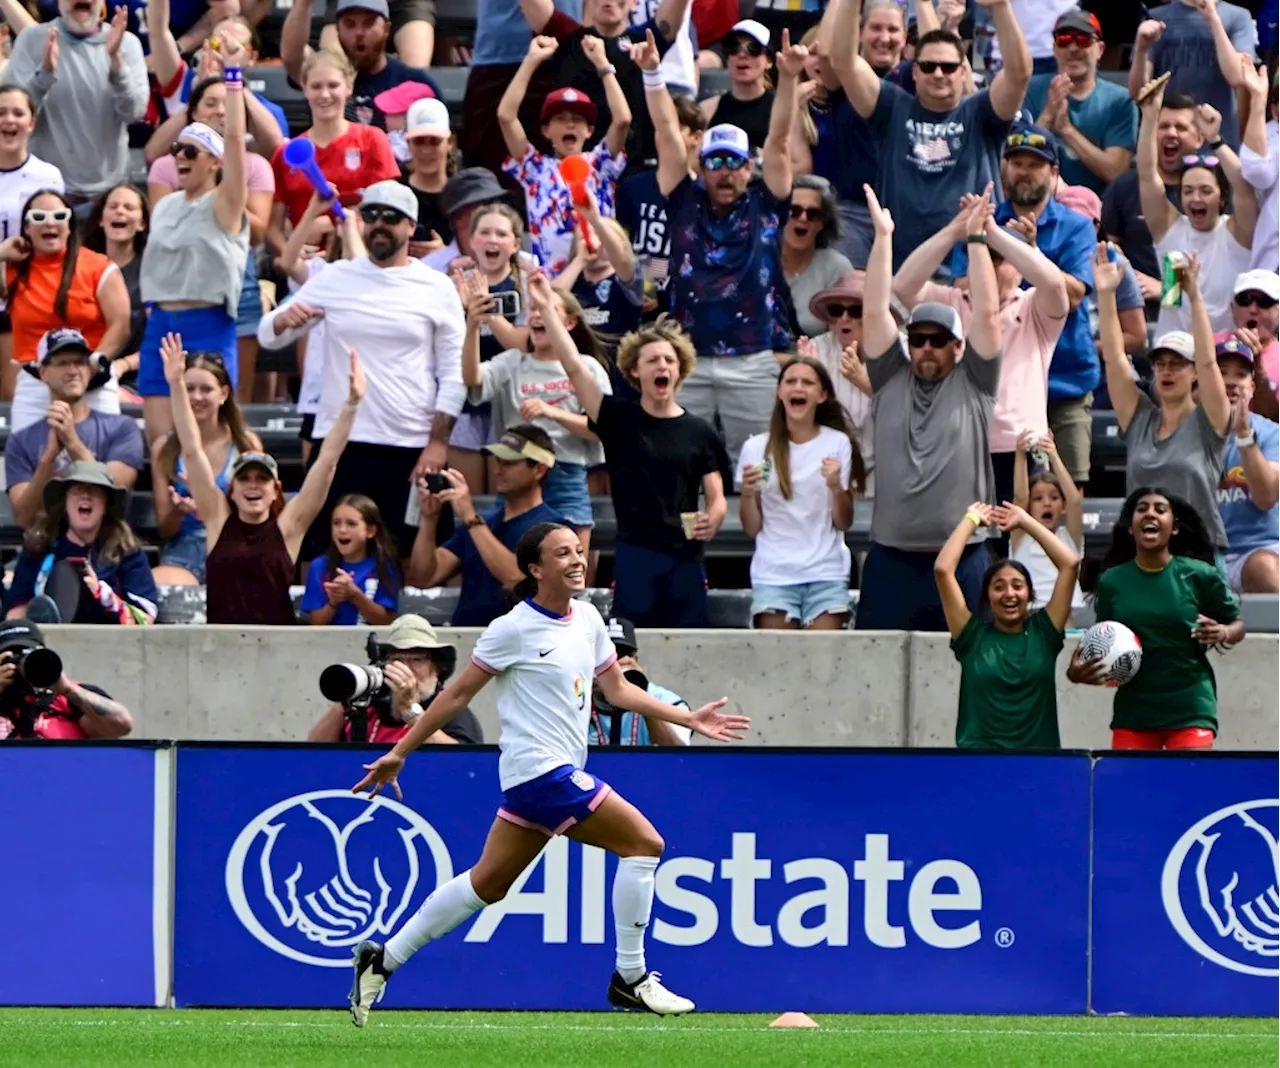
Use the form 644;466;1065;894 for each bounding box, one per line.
1003;124;1059;167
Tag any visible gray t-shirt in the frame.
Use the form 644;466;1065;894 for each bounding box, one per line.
789;247;854;338
1123;392;1229;549
4;409;144;491
869;85;1013;270
472;349;613;468
867;340;1001;551
1149;1;1257;149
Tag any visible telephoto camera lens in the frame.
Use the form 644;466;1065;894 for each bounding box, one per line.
319;663;386;704
15;647;61;689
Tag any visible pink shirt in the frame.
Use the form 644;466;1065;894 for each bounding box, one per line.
1263;339;1278;394
148;151;276;195
921;281;1067;454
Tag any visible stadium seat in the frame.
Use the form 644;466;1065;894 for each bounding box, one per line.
246;65;312;137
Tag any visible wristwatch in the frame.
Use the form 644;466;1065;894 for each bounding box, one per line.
965;234;988;245
1236;428;1257;449
401;701;423;725
596;63;617;78
465;515;487;529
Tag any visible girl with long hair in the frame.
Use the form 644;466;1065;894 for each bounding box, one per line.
302;494;400;626
450;203;530;491
350;521;748;1025
82;183;150;388
465;271;612;556
0;84;63;403
161;330;366;626
150;352;262;586
1068;488;1244;750
147;72;276;404
138;35;251;445
736;355;862;630
402;97;457;260
0;187;131;429
936;500;1080;749
700;20;776;151
1098;246;1232;554
5;460;157;626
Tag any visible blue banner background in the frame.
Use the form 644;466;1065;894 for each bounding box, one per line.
1091;754;1280;1017
173;747;1091;1013
0;746;156;1006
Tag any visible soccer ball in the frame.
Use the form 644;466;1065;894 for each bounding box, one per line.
1078;621;1143;686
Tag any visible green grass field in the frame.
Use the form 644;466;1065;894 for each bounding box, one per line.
0;1009;1274;1068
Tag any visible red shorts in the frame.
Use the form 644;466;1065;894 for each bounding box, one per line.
1111;727;1216;750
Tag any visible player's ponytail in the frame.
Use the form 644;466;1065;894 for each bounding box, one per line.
511;521;576;605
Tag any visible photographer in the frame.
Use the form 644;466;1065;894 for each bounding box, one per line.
308;615;483;744
0;620;133;740
589;617;692;747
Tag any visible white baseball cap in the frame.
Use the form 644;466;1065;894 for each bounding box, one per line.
406;97;451;140
731;19;770;48
700;123;751;162
1233;269;1280;302
1149;330;1196;362
359;180;419;224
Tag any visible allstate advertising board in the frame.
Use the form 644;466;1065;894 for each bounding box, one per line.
1091;754;1279;1017
173;748;1090;1012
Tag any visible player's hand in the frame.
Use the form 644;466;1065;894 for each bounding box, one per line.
353;752;405;799
1192;614;1232;646
688;697;750;742
1066;646;1108;685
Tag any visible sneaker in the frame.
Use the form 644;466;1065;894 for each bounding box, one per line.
607;970;695;1016
25;595;61;624
349;941;389;1027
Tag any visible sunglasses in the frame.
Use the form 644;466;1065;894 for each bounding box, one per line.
1182;153;1220;168
170;142;204;160
1053;31;1097;50
907;332;951;349
359;206;410;225
789;205;823;222
1235;291;1278;309
704;153;748;172
25;208;72;225
917;59;962;75
1006;131;1050;150
727;36;765;58
825;302;863;319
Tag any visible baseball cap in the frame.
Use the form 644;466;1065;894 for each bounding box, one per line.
606;616;638;656
541;87;598;125
230;451;280;480
335;0;389;17
730;19;770;48
907;302;964;344
1214;331;1255;364
1054;10;1102;38
0;618;45;653
406;97;451;139
36;326;91;364
1056;183;1103;224
178;121;224;159
700;123;751;162
373;81;436;119
482;426;557;467
1233;269;1280;302
1149;331;1196;362
359;179;420;224
1004;124;1059;166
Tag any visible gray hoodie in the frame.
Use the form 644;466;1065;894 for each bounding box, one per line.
7;18;148;198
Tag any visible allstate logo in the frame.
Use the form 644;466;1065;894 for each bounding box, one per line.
1161;799;1279;977
225;790;454;968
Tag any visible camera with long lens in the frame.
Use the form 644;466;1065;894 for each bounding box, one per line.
319;633;397;742
0;620;65;739
9;646;63;690
593;668;649;744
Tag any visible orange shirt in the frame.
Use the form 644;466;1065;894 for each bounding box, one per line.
6;249;115;365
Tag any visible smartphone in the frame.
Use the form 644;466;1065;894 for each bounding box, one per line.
491;290;523;321
64;556;87;571
424;472;450;494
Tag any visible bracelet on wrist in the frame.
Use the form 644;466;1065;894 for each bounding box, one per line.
965;233;988;246
596;63;617;79
223;66;244;87
342;401;359;412
1236;430;1257;448
964;510;984;528
641;68;665;90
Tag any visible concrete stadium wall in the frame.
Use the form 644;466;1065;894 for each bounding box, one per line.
43;627;1280;750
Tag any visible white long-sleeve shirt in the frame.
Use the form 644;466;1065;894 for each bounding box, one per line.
258;256;466;448
1240;121;1279;273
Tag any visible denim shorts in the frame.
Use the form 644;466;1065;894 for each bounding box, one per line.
139;305;238;395
751;579;851;627
159;529;209;582
234;254;263;339
449;409;493;452
541;461;593;528
498;764;612;837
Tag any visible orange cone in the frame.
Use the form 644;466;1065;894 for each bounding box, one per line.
770;1012;819;1028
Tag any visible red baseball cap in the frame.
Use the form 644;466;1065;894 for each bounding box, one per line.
541;87;598;125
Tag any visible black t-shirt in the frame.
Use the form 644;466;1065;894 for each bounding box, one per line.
350;60;443;129
401;179;453;245
708;91;775;152
588;394;726;559
442;706;484;744
1101;169;1184;281
571;272;644;349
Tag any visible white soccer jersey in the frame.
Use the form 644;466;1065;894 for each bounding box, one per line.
0;154;63;244
472;598;618;791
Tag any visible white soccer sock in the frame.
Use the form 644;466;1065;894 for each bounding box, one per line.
383;868;486;971
613;855;660;984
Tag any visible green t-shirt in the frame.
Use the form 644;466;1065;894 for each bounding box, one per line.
951;610;1064;750
1093;557;1240;733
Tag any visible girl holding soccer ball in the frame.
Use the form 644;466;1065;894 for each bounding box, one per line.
1068;487;1245;750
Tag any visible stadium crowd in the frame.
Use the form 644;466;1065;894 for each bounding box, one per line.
0;0;1274;747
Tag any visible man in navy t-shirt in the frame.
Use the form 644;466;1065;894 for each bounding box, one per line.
404;426;566;627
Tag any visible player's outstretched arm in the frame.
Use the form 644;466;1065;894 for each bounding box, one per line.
596;662;749;741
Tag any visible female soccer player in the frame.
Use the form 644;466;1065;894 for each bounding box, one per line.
350;522;750;1025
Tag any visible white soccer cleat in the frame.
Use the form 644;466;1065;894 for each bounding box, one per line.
349;940;389;1027
607;970;696;1016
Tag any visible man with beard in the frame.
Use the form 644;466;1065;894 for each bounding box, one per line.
6;0;147;205
853;186;1002;633
1214;332;1279;594
282;0;441;130
257;181;465;557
